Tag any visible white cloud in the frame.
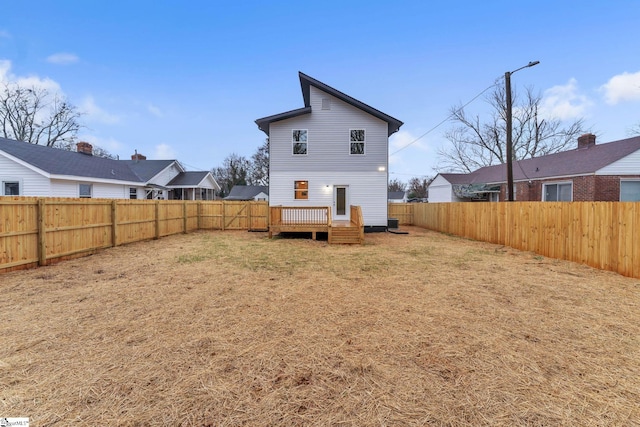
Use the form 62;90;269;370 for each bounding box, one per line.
46;52;79;65
0;58;62;93
80;96;120;124
390;130;429;158
540;78;593;121
147;103;163;117
153;143;177;159
600;71;640;105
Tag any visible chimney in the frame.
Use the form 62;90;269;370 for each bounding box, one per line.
577;133;596;149
76;141;93;155
131;150;146;161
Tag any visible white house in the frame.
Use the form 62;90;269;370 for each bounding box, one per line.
255;72;403;230
0;138;219;199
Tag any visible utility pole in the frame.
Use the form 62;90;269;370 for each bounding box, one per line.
505;61;540;201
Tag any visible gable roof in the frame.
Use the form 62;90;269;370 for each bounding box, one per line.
167;171;213;187
122;160;178;181
255;72;403;136
388;191;406;200
439;136;640;185
225;185;269;200
0;137;141;182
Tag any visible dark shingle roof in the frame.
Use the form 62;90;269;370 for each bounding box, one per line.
439;173;472;185
167;171;210;186
440;136;640;185
123;160;177;181
225;185;269;200
255;72;403;136
388;191;405;200
0;137;142;182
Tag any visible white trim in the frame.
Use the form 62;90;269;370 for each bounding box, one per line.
620;178;640;201
349;128;366;156
1;178;22;196
292;129;308;156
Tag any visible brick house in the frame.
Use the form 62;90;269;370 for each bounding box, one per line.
428;134;640;202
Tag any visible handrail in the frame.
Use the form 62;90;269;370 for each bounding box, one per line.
269;206;330;227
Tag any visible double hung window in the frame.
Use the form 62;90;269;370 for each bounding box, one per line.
292;130;307;155
350;129;365;155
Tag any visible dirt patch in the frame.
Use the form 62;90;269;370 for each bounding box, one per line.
1;227;639;426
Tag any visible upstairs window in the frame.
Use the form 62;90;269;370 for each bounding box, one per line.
79;184;93;198
350;129;365;155
292;130;308;155
543;182;572;201
294;180;308;200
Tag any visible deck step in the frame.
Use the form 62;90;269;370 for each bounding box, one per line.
329;226;363;244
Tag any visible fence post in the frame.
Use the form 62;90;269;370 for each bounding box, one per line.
183;201;188;234
222;201;226;231
247;201;253;231
197;201;202;230
111;200;118;247
155;200;160;240
37;198;47;266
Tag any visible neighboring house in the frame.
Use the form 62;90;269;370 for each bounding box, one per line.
255;72;403;229
0;138;220;199
388;190;407;203
428;134;640;202
225;185;269;201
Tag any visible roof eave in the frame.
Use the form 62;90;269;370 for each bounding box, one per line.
255;107;313;136
298;71;404;136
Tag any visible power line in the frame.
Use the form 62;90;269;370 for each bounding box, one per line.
390;78;502;156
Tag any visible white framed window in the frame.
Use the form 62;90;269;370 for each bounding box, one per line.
543;182;572;201
129;187;137;199
294;180;308;200
350;129;365;155
79;183;93;198
620;180;640;201
2;180;20;196
292;130;308;155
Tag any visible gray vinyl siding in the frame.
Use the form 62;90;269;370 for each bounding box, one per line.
270;86;388;173
270;171;388;227
269;86;392;227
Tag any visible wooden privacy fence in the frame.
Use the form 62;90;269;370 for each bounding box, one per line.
409;202;639;280
388;203;414;225
0;198;268;272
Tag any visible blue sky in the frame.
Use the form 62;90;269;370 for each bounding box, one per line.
1;1;639;182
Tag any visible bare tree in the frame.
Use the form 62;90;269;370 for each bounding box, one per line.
407;177;432;199
438;85;587;173
212;153;251;198
0;82;82;146
388;178;406;192
250;138;269;186
628;122;640;137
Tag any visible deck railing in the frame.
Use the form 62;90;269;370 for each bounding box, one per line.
270;206;332;227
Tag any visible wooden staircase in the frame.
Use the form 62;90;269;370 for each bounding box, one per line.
329;224;363;244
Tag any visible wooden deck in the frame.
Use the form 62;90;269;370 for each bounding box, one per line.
269;206;364;244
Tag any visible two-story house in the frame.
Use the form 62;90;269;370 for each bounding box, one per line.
255;72;403;238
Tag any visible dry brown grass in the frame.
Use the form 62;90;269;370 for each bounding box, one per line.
1;227;639;426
